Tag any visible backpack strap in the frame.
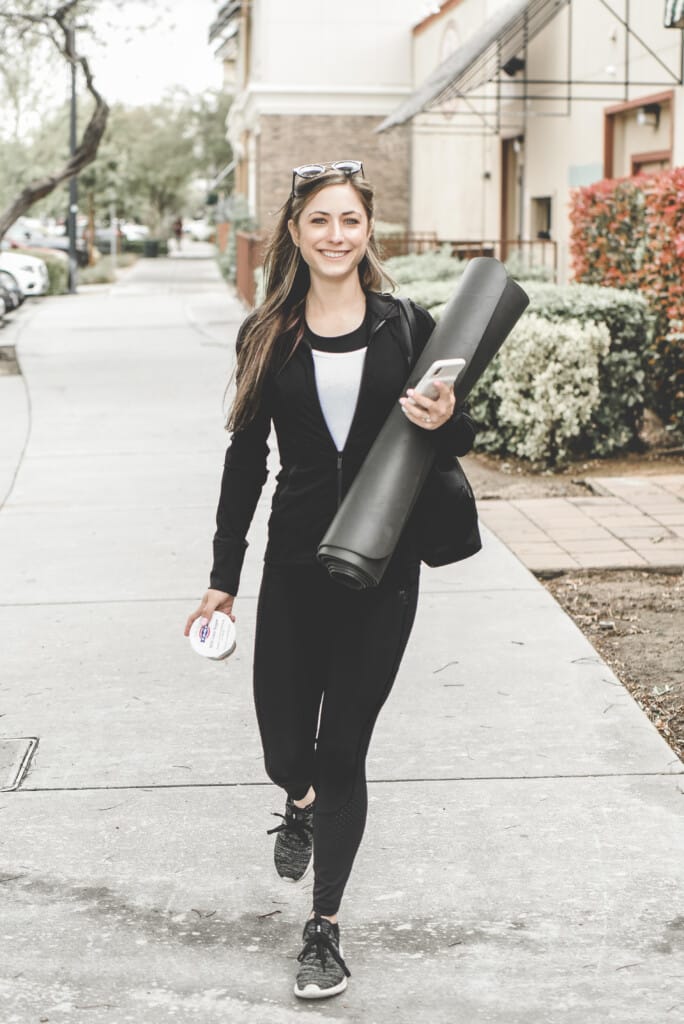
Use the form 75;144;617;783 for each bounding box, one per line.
396;297;417;371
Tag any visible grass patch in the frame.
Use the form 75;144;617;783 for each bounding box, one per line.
80;254;137;285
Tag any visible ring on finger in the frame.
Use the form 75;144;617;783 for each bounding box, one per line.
424;414;432;424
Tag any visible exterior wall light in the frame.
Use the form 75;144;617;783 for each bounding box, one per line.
636;103;661;128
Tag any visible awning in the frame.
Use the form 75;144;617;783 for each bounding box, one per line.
209;1;241;44
377;0;569;132
211;159;237;190
665;0;684;28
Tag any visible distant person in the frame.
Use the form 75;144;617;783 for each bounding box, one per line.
185;161;475;999
172;217;183;251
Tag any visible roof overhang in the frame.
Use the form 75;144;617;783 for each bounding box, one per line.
377;0;570;132
209;0;241;44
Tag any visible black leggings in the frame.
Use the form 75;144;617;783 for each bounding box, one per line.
253;562;419;916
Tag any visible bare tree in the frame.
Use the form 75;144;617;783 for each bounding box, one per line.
0;1;109;239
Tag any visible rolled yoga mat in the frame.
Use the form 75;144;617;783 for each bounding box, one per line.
317;257;529;589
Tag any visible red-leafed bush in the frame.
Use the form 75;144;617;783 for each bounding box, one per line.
570;169;684;433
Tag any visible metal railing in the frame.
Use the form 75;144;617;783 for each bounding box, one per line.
437;238;558;280
378;231;439;259
235;233;558;307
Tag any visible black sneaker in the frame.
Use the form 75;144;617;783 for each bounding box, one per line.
294;914;351;999
266;797;314;882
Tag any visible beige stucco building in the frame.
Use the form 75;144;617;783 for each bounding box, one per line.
210;0;684;282
209;0;431;231
380;0;684;281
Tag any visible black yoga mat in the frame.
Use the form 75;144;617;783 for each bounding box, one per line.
317;258;529;589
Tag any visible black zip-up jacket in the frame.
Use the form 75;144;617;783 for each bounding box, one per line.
210;291;476;595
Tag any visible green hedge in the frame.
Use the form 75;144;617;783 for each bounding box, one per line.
222;194;256;283
468;314;612;464
385;247;466;285
397;278;456;311
79;254;137;285
14;247;68;295
390;250;653;464
122;238;168;256
522;282;653;454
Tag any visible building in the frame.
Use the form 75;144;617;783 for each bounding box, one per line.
209;0;433;232
378;0;684;281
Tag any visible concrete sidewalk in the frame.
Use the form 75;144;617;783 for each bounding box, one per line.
0;256;682;1024
480;476;684;573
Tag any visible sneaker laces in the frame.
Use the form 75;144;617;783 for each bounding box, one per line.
266;802;313;842
297;916;351;978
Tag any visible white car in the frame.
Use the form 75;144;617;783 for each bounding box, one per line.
187;219;214;242
119;222;150;242
0;251;49;296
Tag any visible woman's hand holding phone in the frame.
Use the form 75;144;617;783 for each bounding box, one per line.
398;378;456;430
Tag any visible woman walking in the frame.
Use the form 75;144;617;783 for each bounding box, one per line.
185;161;475;999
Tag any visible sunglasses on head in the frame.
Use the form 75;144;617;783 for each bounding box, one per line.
291;160;364;197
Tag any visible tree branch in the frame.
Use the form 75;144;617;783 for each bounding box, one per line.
0;3;109;239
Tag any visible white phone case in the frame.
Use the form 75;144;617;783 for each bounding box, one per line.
414;358;466;399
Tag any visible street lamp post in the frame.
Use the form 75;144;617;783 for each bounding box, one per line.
67;21;78;293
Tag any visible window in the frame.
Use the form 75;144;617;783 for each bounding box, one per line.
531;196;552;239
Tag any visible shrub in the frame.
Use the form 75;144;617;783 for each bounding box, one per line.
640;168;684;429
402;270;650;462
79;254;137;285
122;238;168;256
222;194;256;283
216;250;232;282
79;260;116;285
503;250;553;282
397;278;458;312
569;168;684;433
385;247;466;285
468;314;612;465
569;178;646;287
524;281;653;452
432;280;651;458
43;252;69;295
254;264;265;307
14;247;68;295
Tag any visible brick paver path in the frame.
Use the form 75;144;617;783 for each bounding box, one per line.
479;474;684;572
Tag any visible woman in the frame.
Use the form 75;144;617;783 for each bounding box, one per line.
185;161;475;999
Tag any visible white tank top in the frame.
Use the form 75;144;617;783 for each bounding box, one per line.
311;348;366;453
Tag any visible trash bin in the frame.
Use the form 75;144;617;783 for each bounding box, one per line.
143;239;160;258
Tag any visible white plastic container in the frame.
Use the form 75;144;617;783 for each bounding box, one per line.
189;611;236;660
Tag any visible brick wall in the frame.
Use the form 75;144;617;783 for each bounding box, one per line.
256;115;410;235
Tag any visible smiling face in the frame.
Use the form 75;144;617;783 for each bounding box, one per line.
288;182;373;285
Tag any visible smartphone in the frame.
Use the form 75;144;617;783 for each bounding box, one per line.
413;358;466;400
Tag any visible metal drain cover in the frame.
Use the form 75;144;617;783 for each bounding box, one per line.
0;737;38;791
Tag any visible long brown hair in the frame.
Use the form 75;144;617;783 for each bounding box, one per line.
228;168;388;432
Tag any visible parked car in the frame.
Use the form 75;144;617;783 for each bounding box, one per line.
93;224;123;255
187;218;214;242
119;222;150;242
0;251;49;296
5;217;89;267
0;269;25;309
0;281;14;317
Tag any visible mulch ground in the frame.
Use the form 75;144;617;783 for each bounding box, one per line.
543;570;684;760
463;450;684;762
